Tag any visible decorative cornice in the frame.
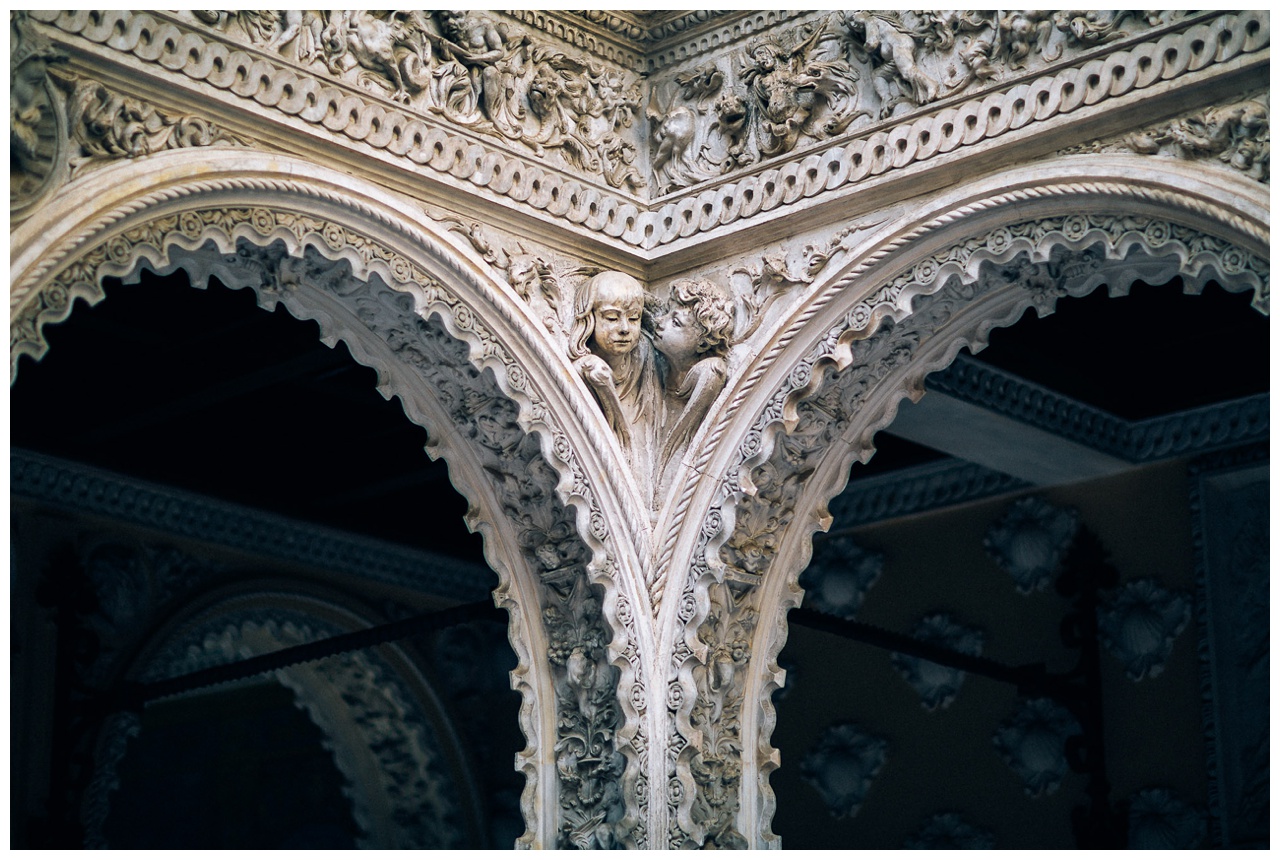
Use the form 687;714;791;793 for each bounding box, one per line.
21;10;1268;252
11;448;494;602
820;368;1270;530
827;458;1030;528
927;354;1271;463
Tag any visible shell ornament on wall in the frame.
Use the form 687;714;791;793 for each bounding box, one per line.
799;533;884;620
890;613;985;711
799;721;889;819
1128;787;1207;849
992;697;1082;798
1096;578;1191;681
983;496;1081;594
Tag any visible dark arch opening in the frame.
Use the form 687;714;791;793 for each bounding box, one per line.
774;275;1268;849
11;268;526;848
12;266;487;558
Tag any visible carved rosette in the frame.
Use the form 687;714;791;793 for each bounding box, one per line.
799;533;883;620
992;697;1081;798
904;811;996;849
984;496;1081;595
1096;578;1191;681
798;721;889;819
890;613;985;711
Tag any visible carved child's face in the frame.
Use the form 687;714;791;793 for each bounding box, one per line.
653;305;701;365
590;276;644;359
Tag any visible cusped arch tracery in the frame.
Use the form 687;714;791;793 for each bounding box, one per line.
658;155;1268;848
9;150;659;848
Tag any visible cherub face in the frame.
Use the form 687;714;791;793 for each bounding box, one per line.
590;277;643;359
652;305;701;365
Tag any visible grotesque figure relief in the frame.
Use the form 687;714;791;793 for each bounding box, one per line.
431;10;529;139
741;19;863;159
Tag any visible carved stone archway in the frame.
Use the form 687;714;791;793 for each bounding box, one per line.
656;156;1268;848
10;7;1270;850
10;150;661;848
82;583;482;849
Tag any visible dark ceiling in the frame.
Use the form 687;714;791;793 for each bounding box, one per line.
11;268;1268;559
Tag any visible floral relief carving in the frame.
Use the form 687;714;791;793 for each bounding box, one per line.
983;496;1081;595
799;721;889;819
1096;578;1191;681
686;578;757;849
665;210;1265;847
544;576;627;849
1128;95;1270;183
1065;94;1271;184
644;9;1206;187
890;613;985;711
11;199;651;847
182;10;646;193
992;697;1081;798
23;10;1267;247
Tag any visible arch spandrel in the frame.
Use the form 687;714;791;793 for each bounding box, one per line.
653;155;1268;848
9;150;662;848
